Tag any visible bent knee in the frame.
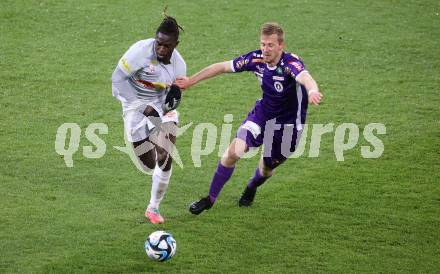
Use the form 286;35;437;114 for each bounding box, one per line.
157;151;168;163
260;168;273;177
138;156;155;170
259;162;274;177
156;149;170;166
221;150;241;167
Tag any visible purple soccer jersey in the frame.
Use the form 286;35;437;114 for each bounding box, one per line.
231;50;308;123
231;50;309;167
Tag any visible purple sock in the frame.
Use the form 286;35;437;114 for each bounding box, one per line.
208;162;235;203
247;168;269;189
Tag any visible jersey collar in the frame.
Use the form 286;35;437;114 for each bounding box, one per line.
265;52;285;70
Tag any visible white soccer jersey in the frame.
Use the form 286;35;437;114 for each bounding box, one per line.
114;38;186;111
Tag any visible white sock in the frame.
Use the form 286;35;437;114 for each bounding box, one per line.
148;165;172;210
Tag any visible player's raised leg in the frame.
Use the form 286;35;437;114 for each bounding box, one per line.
189;138;248;215
146;121;177;224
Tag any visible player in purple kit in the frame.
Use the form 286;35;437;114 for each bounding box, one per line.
176;22;323;214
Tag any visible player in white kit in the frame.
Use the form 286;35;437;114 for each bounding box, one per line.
111;15;186;224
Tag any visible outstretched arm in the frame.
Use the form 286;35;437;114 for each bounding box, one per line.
296;71;323;105
176;61;232;89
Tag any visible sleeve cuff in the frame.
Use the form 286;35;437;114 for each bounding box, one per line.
229;60;236;72
294;70;308;81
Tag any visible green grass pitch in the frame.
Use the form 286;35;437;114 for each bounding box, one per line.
1;0;439;273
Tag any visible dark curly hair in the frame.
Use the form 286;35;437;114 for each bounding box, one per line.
156;13;184;41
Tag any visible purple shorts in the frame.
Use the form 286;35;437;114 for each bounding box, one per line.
236;104;304;169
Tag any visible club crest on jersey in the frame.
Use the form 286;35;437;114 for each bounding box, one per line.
274;81;283;93
276;67;283;74
147;64;156;74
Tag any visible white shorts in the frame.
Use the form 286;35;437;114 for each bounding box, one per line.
122;98;179;143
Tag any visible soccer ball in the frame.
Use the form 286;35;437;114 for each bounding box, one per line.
144;230;176;262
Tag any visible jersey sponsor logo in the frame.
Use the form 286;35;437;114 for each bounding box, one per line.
289;61;304;71
153;81;167;90
241;121;261;139
235;58;249;69
273;76;285;81
251;58;264;63
135;79;167;91
274;81;284;92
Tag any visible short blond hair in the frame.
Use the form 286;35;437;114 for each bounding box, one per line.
261;22;284;43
